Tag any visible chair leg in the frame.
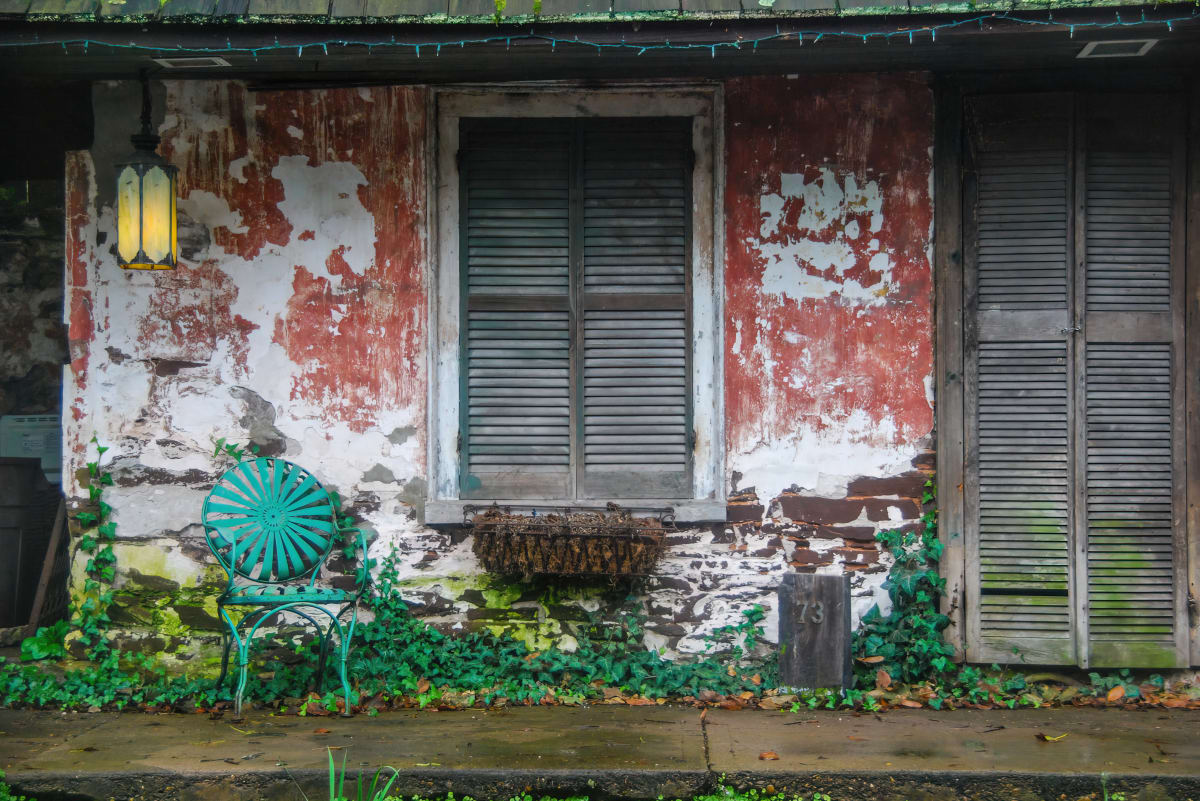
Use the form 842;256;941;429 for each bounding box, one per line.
337;603;359;717
234;638;251;718
216;627;233;689
315;620;335;695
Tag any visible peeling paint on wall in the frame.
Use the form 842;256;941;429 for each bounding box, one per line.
63;75;938;660
724;74;935;507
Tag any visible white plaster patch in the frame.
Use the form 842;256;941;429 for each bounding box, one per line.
731;408;923;507
754;167;891;305
228;156;251;183
287;125;304;140
179;190;249;235
105;484;211;539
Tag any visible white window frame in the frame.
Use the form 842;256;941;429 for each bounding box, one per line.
425;85;725;524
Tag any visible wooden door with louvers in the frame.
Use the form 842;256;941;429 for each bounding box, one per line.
963;93;1187;668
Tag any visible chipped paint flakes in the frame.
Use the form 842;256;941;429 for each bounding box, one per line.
756;166;892;305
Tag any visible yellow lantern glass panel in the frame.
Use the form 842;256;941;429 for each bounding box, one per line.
116;166;141;264
140;167;173;265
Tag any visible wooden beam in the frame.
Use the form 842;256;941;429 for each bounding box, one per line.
1187;81;1200;668
932;76;966;660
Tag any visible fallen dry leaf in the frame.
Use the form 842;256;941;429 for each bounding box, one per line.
750;674;762;685
875;669;892;691
899;699;923;708
312;728;332;735
416;678;431;694
1035;733;1069;742
759;751;780;761
699;708;707;722
1107;685;1126;703
857;656;885;664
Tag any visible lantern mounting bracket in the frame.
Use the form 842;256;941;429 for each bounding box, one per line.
130;68;160;153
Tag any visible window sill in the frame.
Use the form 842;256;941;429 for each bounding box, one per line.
424;499;727;526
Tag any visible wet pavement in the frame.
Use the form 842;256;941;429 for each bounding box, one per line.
0;706;1196;800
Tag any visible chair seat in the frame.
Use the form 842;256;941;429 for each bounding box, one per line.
221;584;354;605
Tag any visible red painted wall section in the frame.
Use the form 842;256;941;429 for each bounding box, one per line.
723;74;934;498
155;84;427;440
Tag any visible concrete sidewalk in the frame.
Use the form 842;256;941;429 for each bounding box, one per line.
1;706;1197;801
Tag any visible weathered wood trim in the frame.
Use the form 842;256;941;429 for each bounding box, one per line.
1169;94;1190;669
932;77;966;660
960;94;982;663
1070;94;1087;668
427;84;722;512
1186;83;1200;668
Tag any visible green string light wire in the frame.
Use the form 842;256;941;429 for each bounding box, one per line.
7;9;1198;58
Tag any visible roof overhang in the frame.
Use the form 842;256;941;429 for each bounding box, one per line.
0;4;1197;85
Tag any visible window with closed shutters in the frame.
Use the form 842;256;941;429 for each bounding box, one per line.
458;117;693;501
963;93;1188;669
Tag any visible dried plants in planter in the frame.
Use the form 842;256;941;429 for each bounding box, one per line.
468;503;673;580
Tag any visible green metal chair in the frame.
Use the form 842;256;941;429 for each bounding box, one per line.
201;457;369;717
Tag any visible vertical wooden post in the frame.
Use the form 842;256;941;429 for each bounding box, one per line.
1186;83;1200;668
933;78;966;660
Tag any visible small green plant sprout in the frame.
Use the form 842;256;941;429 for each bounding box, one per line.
212;437;259;463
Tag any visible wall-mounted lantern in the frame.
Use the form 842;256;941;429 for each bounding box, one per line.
116;70;177;270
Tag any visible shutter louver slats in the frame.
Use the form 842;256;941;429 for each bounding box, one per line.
976;151;1069;310
966;95;1076;664
1085;154;1171;312
581;124;692;498
1085;344;1176;662
977;342;1073;651
461;125;572;498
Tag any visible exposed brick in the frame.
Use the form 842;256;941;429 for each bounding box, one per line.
710;527;736;544
728;487;759;503
726;503;765;523
846;471;926;499
788;548;831;566
826;525;877;543
778;495;864;525
864;498;920;522
834;547;879;566
911;451;936;472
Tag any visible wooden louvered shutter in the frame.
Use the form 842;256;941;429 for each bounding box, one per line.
580;120;692;499
964;94;1188;669
460;118;694;502
459;121;572;499
1077;96;1187;668
964;95;1077;665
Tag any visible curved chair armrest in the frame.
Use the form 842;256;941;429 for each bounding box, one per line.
338;526;374;598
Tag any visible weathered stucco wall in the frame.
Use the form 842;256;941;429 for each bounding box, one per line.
721;73;935;623
62;74;934;663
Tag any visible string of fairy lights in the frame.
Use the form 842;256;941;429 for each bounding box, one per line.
0;8;1196;59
